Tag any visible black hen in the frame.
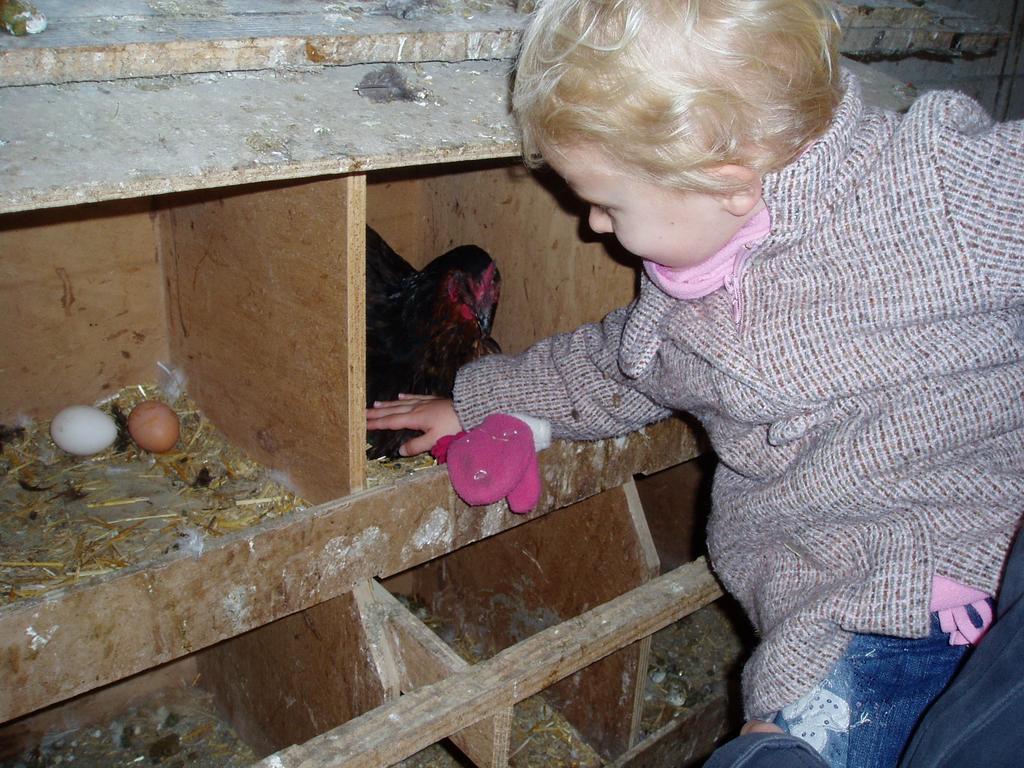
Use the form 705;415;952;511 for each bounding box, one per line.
366;226;501;458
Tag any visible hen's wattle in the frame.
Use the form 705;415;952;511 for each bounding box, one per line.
366;226;501;458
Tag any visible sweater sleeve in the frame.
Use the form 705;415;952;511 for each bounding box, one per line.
452;305;672;440
933;96;1024;304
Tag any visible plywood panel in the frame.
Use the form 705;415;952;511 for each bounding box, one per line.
366;172;434;270
196;591;387;758
0;62;520;215
0;200;168;421
161;175;365;503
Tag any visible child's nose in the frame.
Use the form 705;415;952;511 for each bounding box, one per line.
588;206;612;234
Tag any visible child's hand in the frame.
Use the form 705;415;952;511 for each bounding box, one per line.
366;394;463;457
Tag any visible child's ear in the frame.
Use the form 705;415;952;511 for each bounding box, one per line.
715;165;764;217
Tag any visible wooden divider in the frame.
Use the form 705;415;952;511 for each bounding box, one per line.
387;480;661;759
196;591;388;758
160;175;367;501
254;558;723;767
355;580;514;767
0;199;168;421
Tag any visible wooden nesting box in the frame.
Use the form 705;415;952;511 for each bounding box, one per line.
0;2;992;766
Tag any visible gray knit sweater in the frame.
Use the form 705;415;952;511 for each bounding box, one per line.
453;73;1024;717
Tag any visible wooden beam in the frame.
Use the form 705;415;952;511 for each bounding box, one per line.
363;580;512;768
0;61;520;215
253;558;723;768
838;1;1004;58
0;1;524;87
0;1;1002;87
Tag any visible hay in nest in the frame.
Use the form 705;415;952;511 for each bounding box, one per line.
0;384;309;603
365;451;438;489
639;600;749;738
0;683;256;768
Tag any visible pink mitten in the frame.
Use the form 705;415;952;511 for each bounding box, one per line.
442;414;545;514
504;448;542;514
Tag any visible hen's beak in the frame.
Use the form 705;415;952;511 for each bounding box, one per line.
476;307;494;336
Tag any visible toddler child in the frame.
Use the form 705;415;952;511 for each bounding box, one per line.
367;1;1024;765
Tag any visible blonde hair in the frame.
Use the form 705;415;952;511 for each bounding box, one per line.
513;0;843;193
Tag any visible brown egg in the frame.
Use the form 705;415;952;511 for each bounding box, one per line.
127;400;180;453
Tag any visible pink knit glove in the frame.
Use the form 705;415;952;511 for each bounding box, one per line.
432;414;542;514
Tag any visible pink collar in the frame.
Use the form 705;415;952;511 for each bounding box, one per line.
642;206;772;300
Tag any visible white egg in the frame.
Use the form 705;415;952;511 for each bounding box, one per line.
50;405;118;456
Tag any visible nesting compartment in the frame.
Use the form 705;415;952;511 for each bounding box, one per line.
1;148;716;767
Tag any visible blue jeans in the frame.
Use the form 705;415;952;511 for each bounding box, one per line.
704;526;1024;768
772;613;972;768
900;528;1024;768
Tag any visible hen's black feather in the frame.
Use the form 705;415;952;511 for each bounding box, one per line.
366;226;501;458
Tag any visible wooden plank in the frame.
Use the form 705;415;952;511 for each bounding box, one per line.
344;184;368;492
0;200;169;422
365;580;512;767
352;580;402;701
387;481;660;759
0;61;520;215
161;175;364;504
196;591;388;758
838;1;1004;57
0;417;700;723
623;479;662;750
0;1;1001;87
253;558;723;768
0;1;524;87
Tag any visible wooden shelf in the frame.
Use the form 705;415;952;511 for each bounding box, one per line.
0;0;525;87
0;61;519;214
0;418;700;724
